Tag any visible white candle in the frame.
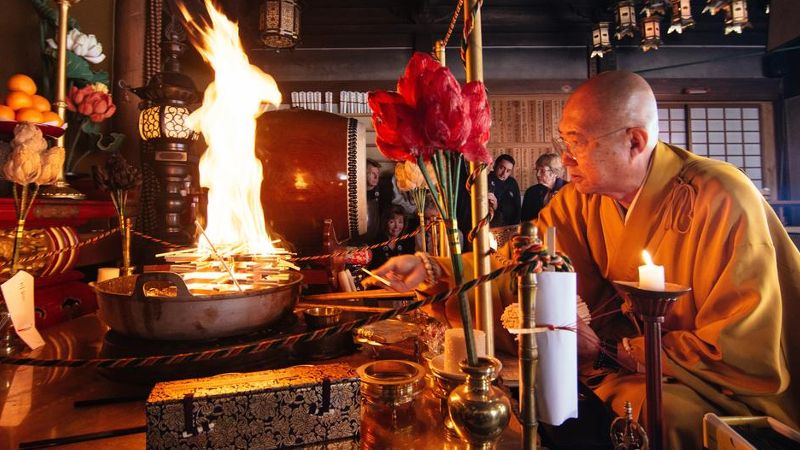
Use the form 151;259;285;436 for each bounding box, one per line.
97;267;120;283
444;328;486;374
638;250;664;290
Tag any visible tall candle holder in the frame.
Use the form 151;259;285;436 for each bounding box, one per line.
612;281;691;450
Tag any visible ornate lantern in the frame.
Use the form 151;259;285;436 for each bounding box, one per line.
615;1;638;40
724;0;752;34
641;15;663;51
259;0;301;49
591;22;613;59
641;0;667;17
668;0;695;33
131;16;200;244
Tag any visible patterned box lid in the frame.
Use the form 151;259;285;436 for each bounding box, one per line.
148;363;358;404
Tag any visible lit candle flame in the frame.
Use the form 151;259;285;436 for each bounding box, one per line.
642;250;655;266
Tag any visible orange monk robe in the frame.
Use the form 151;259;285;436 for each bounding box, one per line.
437;141;799;446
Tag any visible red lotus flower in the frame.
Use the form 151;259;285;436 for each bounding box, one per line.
419;66;470;151
397;52;442;108
66;85;116;123
460;81;492;164
368;90;431;161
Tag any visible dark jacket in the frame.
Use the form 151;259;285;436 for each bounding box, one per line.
521;178;567;221
488;173;521;227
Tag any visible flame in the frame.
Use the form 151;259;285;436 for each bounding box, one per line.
642;250;655;266
179;0;282;254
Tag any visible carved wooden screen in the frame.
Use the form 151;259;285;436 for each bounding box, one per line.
487;95;569;193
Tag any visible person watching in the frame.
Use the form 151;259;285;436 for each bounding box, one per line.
488;153;521;227
521;152;567;221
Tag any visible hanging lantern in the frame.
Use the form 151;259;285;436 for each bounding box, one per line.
139;104;198;142
615;1;638;40
640;15;662;51
724;0;752;34
668;0;695;33
591;22;613;58
259;0;301;49
703;0;729;16
641;0;667;17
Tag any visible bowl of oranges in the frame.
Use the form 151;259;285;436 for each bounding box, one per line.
0;74;66;138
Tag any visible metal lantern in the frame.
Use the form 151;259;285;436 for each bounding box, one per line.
615;1;638;40
668;0;695;33
131;14;200;244
591;22;613;59
259;0;301;49
703;0;729;16
641;0;667;17
641;14;662;51
724;0;752;34
139;105;198;142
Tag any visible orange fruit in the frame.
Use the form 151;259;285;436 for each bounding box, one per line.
0;105;14;121
7;74;37;96
40;111;63;126
30;94;51;112
5;91;32;111
15;108;43;123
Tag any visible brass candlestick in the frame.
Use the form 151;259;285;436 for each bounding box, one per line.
613;281;691;450
41;0;85;200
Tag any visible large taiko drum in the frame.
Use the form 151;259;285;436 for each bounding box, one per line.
255;109;367;255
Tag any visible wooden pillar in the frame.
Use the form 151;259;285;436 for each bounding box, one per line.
113;0;147;169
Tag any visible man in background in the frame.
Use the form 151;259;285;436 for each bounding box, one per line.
488;153;521;227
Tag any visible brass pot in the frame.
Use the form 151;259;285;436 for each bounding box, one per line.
447;357;511;449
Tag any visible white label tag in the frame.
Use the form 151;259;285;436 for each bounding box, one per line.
1;271;45;350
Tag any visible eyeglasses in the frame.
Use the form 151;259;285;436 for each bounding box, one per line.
535;167;557;174
552;126;630;163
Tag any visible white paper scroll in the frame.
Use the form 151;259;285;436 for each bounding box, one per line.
535;271;577;425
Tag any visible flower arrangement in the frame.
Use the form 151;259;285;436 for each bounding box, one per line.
31;0;123;174
368;52;492;367
0;123;64;275
394;160;435;252
93;153;142;275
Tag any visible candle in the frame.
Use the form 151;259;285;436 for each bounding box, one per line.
638;250;664;290
97;267;120;283
444;328;487;374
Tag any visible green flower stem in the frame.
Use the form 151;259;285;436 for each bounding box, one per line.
10;183;40;276
65;117;89;172
415;154;478;368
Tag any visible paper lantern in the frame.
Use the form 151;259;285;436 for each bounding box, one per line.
615;0;638;40
591;22;613;58
668;0;695;33
641;15;663;51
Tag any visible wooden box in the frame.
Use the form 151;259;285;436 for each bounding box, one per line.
146;363;360;449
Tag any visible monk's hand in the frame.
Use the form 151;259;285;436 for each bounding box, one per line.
364;254;427;292
576;317;601;370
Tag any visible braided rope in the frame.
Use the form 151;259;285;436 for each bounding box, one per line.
442;0;464;48
460;0;484;65
292;219;441;263
0;254;573;368
132;230;185;250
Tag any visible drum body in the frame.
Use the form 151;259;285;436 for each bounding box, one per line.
0;225;79;278
255;109;366;255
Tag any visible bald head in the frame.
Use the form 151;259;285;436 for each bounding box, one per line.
565;71;659;150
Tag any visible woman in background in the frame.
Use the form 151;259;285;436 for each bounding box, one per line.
521;153;567;221
368;205;414;269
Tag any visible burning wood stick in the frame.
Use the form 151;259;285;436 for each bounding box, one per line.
195;220;243;292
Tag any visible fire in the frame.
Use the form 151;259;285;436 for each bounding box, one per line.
179;0;282;255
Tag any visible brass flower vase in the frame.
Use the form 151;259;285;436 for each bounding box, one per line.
447;357;511;449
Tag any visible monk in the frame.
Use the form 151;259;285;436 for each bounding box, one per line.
369;71;800;449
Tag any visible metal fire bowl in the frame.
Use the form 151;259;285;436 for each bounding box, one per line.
95;271;303;341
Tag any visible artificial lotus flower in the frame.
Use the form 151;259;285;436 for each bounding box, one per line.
35;146;65;186
395;160;436;191
419;66;470;152
66;84;116;123
397;52;443;108
47;28;106;64
3;123;47;185
460;82;493;165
